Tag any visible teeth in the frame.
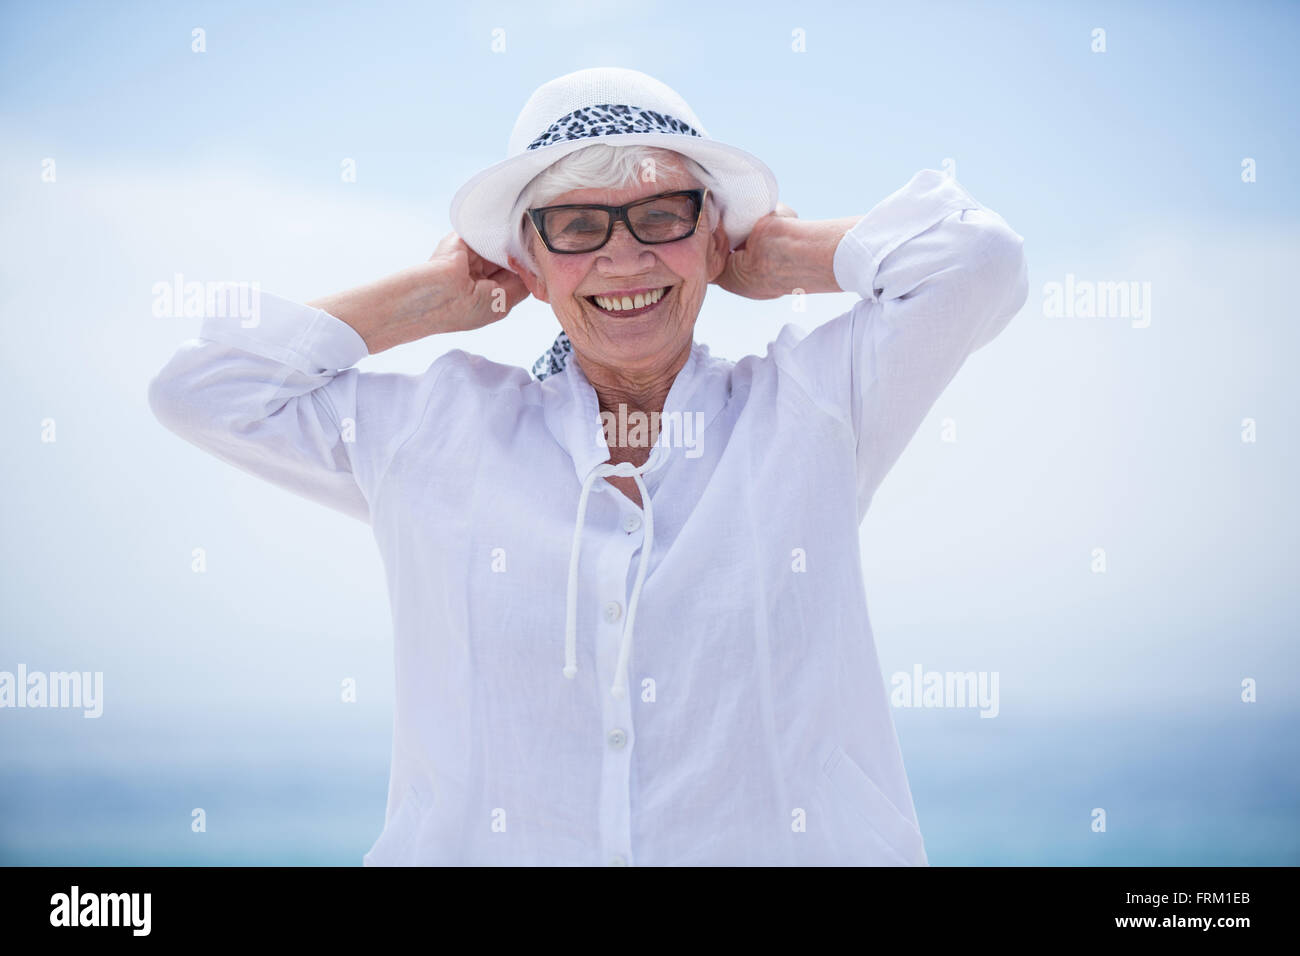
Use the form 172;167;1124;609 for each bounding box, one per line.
593;287;667;312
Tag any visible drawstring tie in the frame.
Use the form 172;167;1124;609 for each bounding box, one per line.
564;459;656;699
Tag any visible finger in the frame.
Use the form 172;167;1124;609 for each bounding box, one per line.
431;231;462;259
490;264;524;286
492;269;530;309
474;270;530;314
712;250;748;294
463;245;492;276
709;249;736;285
465;245;511;281
774;202;798;218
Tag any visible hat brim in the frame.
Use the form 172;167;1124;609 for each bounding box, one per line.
449;133;779;272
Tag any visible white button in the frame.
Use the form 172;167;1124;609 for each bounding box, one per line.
622;513;642;533
608;855;627;866
608;728;627;749
603;601;623;623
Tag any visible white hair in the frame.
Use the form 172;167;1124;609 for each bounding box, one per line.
507;144;725;274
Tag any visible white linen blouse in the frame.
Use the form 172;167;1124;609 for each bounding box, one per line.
149;168;1028;866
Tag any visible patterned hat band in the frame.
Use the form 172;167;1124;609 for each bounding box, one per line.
526;103;703;151
525;104;703;380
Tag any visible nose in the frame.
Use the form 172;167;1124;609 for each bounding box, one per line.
596;220;655;269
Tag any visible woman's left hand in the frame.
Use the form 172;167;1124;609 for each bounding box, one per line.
712;203;862;300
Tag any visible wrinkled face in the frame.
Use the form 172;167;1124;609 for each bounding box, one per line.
509;169;729;382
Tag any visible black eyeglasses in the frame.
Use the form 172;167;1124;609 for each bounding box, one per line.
527;188;708;254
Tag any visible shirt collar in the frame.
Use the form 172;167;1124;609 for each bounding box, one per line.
541;340;727;490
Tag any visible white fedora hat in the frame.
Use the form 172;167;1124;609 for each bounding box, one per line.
448;66;779;273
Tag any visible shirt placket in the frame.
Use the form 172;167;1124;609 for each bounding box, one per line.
593;488;647;867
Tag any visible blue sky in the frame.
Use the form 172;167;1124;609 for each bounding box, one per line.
1;0;1297;864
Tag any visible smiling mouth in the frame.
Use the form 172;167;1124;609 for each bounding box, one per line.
584;285;673;317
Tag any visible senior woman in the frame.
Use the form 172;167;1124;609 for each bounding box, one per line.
149;67;1027;866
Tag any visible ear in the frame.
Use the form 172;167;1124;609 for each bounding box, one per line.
705;216;731;284
507;253;548;304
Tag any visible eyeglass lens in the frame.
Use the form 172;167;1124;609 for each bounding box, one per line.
541;193;699;252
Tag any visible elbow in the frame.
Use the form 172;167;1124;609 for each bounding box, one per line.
147;367;179;430
147;359;204;437
955;211;1028;349
972;215;1028;317
992;224;1029;319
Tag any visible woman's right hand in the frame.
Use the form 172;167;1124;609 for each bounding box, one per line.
426;231;531;333
308;232;531;354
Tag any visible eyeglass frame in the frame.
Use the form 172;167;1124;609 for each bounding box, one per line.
526;188;710;255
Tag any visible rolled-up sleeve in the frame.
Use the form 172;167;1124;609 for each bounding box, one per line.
773;169;1028;517
147;290;445;524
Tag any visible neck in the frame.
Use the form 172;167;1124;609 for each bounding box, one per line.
576;341;693;470
576;340;693;417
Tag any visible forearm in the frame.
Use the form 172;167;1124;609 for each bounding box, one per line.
307;260;453;355
715;212;864;299
778;216;865;295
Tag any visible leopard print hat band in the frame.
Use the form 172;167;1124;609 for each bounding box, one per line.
525;103;703;152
